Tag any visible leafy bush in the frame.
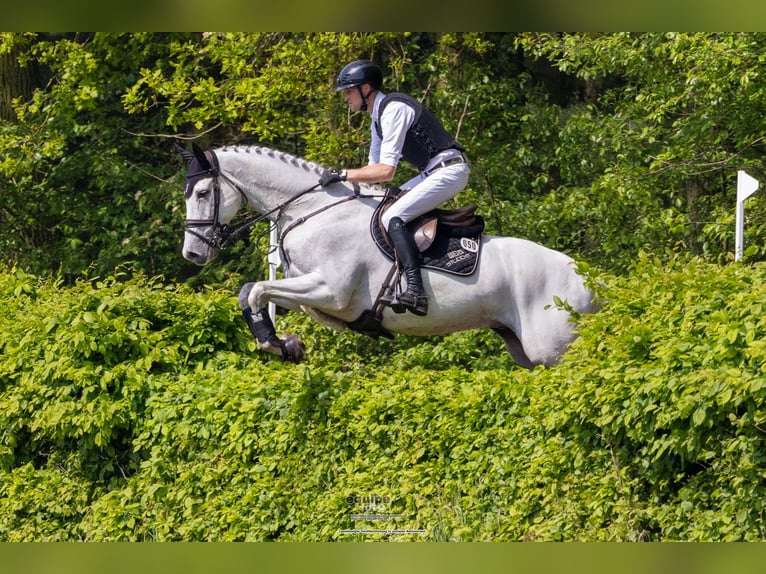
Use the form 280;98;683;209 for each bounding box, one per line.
1;257;765;541
0;267;255;539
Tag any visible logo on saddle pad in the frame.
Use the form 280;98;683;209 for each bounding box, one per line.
371;196;484;276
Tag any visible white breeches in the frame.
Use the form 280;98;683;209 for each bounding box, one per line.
381;161;470;229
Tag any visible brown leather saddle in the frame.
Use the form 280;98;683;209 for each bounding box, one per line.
371;190;484;277
347;190;485;341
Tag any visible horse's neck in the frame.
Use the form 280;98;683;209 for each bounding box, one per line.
219;146;377;220
218;147;318;214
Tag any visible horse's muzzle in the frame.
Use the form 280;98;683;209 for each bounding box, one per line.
182;235;219;266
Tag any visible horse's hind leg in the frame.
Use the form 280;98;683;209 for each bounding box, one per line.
492;327;535;370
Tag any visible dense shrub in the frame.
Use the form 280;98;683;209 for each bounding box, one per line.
1;257;765;541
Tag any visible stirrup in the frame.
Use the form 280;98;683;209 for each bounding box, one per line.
397;291;429;316
380;292;407;314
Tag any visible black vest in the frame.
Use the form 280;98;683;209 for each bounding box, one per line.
374;93;464;171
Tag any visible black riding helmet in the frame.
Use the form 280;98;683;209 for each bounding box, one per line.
336;60;383;111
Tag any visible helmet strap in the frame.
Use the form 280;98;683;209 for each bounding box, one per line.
358;85;373;112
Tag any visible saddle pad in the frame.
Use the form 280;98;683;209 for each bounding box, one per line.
371;202;484;276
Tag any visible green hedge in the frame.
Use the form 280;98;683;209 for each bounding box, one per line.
1;258;764;541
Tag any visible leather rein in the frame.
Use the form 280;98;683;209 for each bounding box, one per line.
183;149;375;251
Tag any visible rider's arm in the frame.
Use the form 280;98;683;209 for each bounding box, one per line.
346;99;415;185
345;162;396;184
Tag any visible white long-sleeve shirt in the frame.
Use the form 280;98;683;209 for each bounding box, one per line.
368;91;416;168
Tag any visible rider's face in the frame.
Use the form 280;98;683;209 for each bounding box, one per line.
342;85;369;113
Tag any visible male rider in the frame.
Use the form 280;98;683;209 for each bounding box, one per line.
319;60;470;316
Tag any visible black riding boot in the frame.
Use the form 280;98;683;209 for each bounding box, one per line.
386;217;428;316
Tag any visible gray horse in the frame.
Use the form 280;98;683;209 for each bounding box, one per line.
178;144;598;368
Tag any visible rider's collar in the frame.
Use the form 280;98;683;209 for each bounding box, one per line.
371;91;386;119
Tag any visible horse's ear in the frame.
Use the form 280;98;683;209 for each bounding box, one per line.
191;142;211;171
175;142;195;164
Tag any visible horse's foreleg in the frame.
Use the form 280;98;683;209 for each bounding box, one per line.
240;273;356;363
238;284;306;363
247;272;353;312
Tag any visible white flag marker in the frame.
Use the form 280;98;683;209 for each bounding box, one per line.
735;170;760;261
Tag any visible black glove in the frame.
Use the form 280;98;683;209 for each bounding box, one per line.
319;167;347;187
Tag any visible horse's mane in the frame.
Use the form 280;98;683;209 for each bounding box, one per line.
217;144;384;196
219;145;324;177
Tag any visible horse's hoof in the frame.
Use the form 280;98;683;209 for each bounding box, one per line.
282;334;306;363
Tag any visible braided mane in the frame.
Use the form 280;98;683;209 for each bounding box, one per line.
219;145;324;177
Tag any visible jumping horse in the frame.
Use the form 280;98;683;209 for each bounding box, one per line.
177;143;598;369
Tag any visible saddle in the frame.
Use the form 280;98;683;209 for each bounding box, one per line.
384;204;479;252
371;189;485;277
346;190;485;341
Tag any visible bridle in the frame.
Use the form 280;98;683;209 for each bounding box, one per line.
183;149;323;251
183;150;240;250
183;149;369;252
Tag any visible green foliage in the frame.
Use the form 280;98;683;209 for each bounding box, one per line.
5;33;766;541
515;33;766;268
2;258;766;541
7;32;766;278
0;33;198;280
0;266;255;539
543;254;766;541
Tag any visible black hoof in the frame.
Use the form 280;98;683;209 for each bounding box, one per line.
281;334;306;363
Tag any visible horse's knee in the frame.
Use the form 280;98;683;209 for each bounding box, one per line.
246;283;268;310
238;282;256;310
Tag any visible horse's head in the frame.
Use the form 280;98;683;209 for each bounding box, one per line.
177;143;245;265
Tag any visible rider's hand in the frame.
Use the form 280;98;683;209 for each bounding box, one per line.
319;167;347;187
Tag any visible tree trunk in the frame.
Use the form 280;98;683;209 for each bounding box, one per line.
0;37;36;122
685;177;703;255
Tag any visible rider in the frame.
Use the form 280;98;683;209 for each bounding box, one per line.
318;59;470;316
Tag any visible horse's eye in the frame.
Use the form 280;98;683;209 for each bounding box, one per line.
197;188;210;197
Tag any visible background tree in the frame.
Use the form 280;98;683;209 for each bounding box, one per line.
1;33;203;281
0;34;38;122
515;32;766;267
3;33;766;280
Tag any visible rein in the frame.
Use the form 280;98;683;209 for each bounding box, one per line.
183;149;379;251
217;182;322;250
